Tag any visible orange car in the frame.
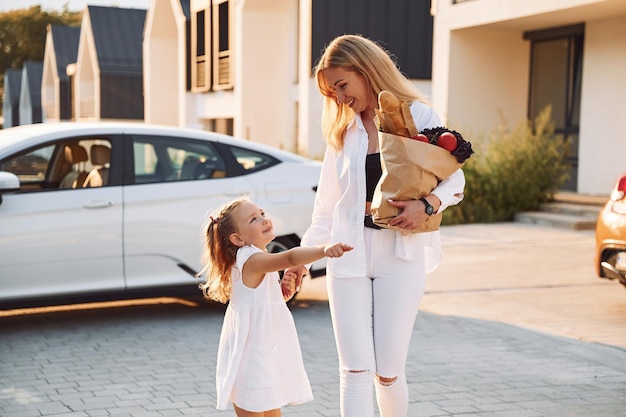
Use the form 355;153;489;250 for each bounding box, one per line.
595;173;626;290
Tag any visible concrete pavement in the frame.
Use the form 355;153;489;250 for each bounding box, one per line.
1;222;625;417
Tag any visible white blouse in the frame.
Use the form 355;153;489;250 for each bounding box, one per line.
301;101;466;277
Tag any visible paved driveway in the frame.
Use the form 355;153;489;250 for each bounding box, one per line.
1;223;625;417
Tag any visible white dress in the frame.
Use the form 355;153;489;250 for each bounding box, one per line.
215;245;314;412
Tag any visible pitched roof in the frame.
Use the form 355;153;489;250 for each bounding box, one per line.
4;69;22;105
50;25;81;80
87;5;147;75
179;0;190;19
23;61;43;102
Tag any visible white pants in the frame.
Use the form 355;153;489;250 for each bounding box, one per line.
327;227;426;417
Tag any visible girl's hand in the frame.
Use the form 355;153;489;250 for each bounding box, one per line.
324;242;354;258
281;271;297;301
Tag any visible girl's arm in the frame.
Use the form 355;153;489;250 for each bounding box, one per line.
242;243;353;289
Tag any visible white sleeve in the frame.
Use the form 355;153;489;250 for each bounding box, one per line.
410;100;442;131
301;145;340;248
431;168;465;213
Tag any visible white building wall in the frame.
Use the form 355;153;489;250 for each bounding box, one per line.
235;0;298;151
144;0;186;126
446;28;528;134
41;29;58;122
578;15;626;195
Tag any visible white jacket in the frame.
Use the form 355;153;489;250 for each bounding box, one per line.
301;101;465;277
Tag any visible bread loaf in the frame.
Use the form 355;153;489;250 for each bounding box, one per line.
378;91;410;137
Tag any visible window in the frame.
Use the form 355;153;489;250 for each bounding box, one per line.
229;146;279;173
1;146;53;184
0;139;112;191
131;136;226;184
191;7;211;92
212;0;233;90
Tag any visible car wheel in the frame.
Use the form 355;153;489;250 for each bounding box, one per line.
267;235;301;304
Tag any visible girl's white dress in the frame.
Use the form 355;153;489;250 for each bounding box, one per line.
215;245;313;412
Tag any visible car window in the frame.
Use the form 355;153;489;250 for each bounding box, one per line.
1;146;53;183
0;138;112;191
132;136;227;184
229;145;279;173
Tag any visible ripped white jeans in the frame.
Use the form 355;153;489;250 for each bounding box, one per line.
326;228;426;417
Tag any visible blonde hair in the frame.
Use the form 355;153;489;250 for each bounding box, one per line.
197;197;248;303
314;34;428;151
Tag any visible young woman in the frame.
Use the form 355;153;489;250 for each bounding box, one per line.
286;35;466;417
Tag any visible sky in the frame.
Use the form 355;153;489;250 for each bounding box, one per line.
0;0;151;12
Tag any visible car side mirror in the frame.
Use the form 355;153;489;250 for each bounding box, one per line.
0;171;20;205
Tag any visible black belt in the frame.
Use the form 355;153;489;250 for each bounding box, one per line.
364;215;383;230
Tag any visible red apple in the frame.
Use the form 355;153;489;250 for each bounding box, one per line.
412;134;429;143
436;132;458;152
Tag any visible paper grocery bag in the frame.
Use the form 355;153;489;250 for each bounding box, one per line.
371;132;463;233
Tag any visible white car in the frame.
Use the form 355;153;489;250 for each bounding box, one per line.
0;122;322;306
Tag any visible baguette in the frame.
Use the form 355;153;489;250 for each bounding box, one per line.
378;91;410;137
400;102;419;138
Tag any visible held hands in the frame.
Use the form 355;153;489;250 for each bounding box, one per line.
281;270;298;301
284;265;307;293
324;242;354;258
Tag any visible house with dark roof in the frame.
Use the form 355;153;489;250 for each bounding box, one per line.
142;0;434;158
41;24;80;121
74;5;146;121
2;69;22;128
19;61;43;125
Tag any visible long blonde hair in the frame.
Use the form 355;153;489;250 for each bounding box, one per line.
197;197;248;303
314;34;428;151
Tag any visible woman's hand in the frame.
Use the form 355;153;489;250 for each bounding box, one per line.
387;197;440;230
281;271;298;301
284;265;307;292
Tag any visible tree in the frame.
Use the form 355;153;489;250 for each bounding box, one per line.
0;5;81;116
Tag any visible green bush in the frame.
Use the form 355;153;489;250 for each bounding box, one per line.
443;107;570;225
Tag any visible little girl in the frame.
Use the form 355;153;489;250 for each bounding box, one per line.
198;196;353;417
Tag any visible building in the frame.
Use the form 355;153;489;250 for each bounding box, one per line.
431;0;626;195
41;24;81;122
36;0;621;195
2;69;22;128
19;61;43;125
74;5;146;121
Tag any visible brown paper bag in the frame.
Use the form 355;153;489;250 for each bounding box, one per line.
371;131;463;233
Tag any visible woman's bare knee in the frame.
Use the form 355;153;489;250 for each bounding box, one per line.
376;373;398;386
347;369;368;373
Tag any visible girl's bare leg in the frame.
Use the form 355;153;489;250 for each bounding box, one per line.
264;409;281;417
233;404;281;417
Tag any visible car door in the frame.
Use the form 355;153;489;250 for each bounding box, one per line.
122;133;257;290
0;136;124;303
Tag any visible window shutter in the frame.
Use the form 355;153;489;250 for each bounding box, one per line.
191;6;211;92
212;0;233;90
